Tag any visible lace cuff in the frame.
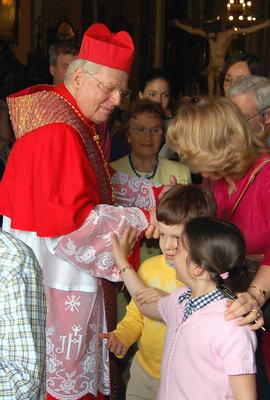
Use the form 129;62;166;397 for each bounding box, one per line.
111;171;160;209
55;204;148;282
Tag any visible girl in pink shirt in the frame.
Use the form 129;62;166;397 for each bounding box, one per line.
111;217;257;400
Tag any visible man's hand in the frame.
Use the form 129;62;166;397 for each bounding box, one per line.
158;175;178;200
145;177;179;239
145;176;179;239
100;333;128;357
145;208;159;239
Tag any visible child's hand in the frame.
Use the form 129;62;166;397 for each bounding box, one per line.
135;288;168;305
100;332;128;357
111;226;138;270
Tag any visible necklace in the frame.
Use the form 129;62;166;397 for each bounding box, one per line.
128;153;159;179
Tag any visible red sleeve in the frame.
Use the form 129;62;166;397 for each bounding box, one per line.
0;123;100;236
152;185;164;202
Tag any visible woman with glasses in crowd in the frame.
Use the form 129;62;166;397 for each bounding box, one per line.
111;99;189;185
111;98;190;262
110;69;176;162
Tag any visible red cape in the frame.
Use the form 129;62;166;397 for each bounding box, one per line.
0;84;109;237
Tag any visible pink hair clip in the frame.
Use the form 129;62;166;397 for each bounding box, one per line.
220;271;229;279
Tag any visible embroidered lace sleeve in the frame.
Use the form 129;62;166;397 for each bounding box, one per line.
111;171;160;209
54;204;149;282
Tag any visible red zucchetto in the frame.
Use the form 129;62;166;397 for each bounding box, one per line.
79;23;135;74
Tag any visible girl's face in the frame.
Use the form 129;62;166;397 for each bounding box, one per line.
139;78;170;113
158;222;184;267
128;112;164;159
173;236;195;284
223;61;251;96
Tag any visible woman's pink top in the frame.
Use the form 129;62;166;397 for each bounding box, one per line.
210;154;270;266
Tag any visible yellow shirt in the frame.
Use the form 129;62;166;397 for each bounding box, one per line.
113;255;184;379
111;155;191;186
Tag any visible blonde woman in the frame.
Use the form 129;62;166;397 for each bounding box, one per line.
167;96;270;399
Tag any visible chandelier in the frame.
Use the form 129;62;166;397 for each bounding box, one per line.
226;0;256;22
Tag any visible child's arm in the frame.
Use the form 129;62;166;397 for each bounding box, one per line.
135;287;168;305
229;374;256;400
100;333;128;357
111;227;163;321
101;297;145;356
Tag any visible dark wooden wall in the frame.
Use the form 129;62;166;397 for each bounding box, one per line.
1;0;270;98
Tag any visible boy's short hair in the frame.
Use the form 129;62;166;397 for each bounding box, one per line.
156;184;216;225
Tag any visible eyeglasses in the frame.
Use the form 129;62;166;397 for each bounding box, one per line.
129;125;163;136
224;75;248;88
224;77;233;87
247;106;270;122
84;71;132;100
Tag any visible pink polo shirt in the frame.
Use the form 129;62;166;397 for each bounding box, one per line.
157;287;257;400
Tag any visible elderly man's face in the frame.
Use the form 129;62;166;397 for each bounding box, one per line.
72;65;129;124
230;92;262;131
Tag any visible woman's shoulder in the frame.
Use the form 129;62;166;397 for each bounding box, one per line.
247;154;270;188
255;154;270;174
158;157;188;169
110;155;129;170
158;157;191;182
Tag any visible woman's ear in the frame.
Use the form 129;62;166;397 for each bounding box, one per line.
138;91;144;99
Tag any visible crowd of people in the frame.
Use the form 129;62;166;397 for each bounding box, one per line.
0;19;270;400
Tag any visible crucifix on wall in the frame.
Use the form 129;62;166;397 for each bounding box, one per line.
171;18;270;94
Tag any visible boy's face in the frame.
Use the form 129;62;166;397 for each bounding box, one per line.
158;222;184;267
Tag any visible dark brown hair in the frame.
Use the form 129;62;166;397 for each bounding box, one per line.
49;41;79;66
139;68;171;93
156;184;217;226
219;52;266;95
113;98;166;139
183;217;250;292
127;98;166;122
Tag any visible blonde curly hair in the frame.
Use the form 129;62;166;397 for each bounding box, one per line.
167;96;269;177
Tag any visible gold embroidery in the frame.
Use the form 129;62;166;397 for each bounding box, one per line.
8;89;113;205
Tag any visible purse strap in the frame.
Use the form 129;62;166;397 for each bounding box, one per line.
229;158;270;218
